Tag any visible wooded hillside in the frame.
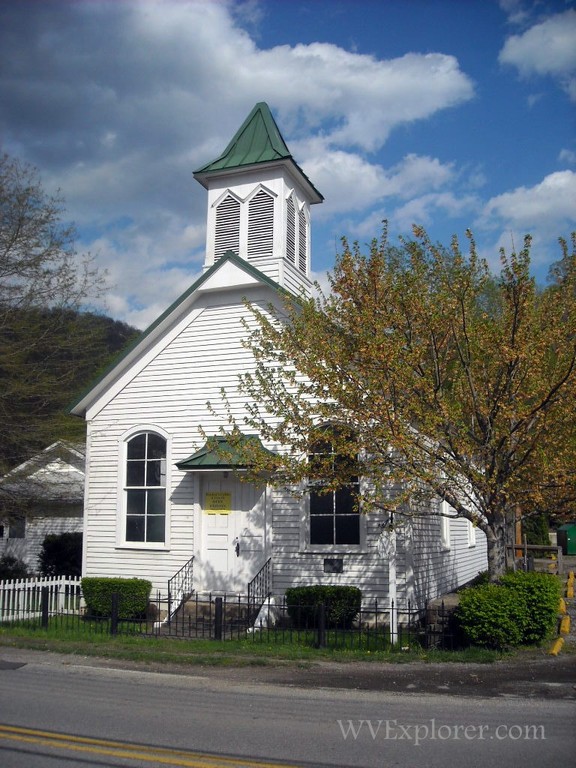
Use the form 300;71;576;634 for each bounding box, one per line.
0;307;139;473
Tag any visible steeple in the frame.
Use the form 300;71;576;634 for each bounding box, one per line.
194;103;323;292
194;102;292;173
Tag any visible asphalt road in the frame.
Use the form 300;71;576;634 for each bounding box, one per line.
0;648;575;767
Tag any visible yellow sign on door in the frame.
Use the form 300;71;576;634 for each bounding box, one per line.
205;492;232;513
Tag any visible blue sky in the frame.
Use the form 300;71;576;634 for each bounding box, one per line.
1;0;574;328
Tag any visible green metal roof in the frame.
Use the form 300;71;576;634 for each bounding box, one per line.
176;435;275;470
195;102;291;173
194;102;323;202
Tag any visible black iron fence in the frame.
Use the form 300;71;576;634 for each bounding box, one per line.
0;583;459;650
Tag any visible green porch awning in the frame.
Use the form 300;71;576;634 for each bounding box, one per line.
176;435;275;471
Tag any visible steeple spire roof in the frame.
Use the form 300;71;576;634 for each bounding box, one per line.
194;102;323;203
196;102;291;172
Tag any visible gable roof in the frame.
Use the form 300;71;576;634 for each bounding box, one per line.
0;441;85;504
194;102;323;204
69;252;289;418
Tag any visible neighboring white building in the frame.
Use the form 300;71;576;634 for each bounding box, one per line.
0;441;84;573
70;103;487;608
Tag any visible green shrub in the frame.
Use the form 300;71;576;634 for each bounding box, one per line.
39;532;83;576
285;586;361;629
455;584;525;649
499;570;561;643
0;554;30;581
455;570;563;649
81;577;152;620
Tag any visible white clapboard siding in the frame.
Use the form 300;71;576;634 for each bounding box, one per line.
269;488;390;603
84;291;275;596
83;271;488;605
402;515;487;611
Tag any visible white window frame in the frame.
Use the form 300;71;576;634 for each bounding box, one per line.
302;492;367;554
439;500;452;550
467;518;477;548
300;437;366;553
117;425;171;550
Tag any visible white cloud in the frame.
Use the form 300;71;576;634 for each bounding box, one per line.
498;0;531;26
499;9;576;100
299;144;456;218
274;47;474;151
481;170;576;228
0;0;477;324
386;154;455;199
475;170;576;273
559;148;576;165
84;223;206;329
390;192;478;233
478;229;563;273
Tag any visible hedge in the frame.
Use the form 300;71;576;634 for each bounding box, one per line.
81;577;152;620
285;585;361;629
455;584;525;649
499;570;561;644
455;570;562;649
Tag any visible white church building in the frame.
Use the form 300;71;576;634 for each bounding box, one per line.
71;103;487;610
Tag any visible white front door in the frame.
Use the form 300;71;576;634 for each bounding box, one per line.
200;473;265;592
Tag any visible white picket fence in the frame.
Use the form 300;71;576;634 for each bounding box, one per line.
0;575;83;622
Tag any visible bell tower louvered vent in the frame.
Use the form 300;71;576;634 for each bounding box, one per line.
248;189;274;259
286;196;296;265
194;103;323;291
214;195;240;261
298;207;307;272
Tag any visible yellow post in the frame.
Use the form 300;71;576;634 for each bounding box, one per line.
559;615;571;635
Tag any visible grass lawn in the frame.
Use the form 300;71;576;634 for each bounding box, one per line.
0;620;504;666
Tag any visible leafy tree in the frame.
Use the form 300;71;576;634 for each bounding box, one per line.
0;153;111;473
221;225;576;581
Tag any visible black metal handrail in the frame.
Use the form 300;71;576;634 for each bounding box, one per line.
167;556;194;624
247;557;272;624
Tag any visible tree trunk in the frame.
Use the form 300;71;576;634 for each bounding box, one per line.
486;526;507;582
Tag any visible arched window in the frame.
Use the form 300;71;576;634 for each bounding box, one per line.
125;432;166;543
308;437;360;546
